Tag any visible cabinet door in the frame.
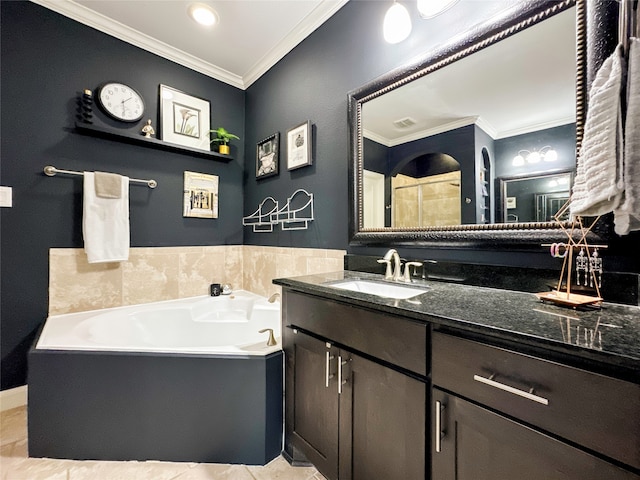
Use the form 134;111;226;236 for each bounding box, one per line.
285;329;340;480
340;352;426;480
432;388;638;480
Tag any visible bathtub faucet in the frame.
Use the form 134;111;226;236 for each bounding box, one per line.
268;292;280;303
259;328;278;346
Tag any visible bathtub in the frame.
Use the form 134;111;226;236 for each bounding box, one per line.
28;291;284;465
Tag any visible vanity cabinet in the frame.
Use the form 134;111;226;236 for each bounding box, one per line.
432;331;640;479
282;291;427;480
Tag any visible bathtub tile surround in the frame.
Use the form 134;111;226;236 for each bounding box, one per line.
49;246;344;315
2;407;326;480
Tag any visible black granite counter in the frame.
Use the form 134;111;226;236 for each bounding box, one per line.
274;271;640;382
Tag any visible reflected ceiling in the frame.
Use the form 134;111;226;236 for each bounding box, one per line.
362;8;576;146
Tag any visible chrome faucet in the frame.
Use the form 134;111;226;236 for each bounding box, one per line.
378;249;403;282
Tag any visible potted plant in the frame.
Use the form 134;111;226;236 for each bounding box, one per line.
209;127;240;154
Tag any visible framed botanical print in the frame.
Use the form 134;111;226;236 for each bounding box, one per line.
286;121;312;170
256;133;279;179
159;85;210;151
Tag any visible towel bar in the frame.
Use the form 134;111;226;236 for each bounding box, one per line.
43;165;157;188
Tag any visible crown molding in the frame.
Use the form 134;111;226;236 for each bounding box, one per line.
30;0;347;90
242;0;349;88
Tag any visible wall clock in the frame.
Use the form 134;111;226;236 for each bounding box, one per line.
97;82;145;122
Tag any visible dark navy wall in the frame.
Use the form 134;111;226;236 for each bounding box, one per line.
244;0;640;271
0;1;245;390
494;123;577;178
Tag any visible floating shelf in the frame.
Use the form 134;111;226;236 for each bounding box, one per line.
74;122;232;161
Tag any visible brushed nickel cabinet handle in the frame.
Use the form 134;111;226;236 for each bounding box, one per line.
473;374;549;405
325;350;335;388
338;356;349;394
435;400;445;453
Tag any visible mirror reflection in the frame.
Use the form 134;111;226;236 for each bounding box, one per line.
361;6;576;229
499;171;573;224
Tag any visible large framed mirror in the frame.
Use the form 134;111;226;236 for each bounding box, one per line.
348;0;615;248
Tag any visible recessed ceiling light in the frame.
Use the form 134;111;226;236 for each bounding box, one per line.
188;3;218;27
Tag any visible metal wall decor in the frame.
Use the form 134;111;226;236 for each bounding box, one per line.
243;189;314;232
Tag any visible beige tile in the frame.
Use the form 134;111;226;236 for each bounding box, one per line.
247;455;319;480
66;459;190;480
122;251;180;305
306;256;344;275
243;251;277;298
0;407;27;447
179;249;227;298
174;463;255;480
1;457;71;480
49;249;122;315
223;245;244;291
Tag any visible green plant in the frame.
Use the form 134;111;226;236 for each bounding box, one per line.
209;127;240;146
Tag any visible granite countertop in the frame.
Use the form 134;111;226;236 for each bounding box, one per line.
274;271;640;382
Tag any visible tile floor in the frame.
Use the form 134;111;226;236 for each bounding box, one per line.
1;407;325;480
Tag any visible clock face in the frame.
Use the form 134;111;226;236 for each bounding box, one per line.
98;82;145;122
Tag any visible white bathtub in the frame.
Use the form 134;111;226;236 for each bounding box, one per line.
36;290;281;355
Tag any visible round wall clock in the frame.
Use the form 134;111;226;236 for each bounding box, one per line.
97;82;145;122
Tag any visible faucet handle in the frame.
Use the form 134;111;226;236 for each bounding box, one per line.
403;262;423;283
377;258;393;280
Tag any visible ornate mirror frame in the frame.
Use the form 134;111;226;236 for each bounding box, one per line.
348;0;617;248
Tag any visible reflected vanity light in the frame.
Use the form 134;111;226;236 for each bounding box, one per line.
383;2;412;44
512;146;557;166
188;3;218;27
417;0;460;19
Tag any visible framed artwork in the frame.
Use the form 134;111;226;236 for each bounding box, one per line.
286;121;312;170
183;171;219;219
256;133;279;179
159;85;210;151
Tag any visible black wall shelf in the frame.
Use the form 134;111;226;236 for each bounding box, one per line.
74;122;233;161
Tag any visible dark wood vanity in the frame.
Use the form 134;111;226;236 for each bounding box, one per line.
275;272;640;480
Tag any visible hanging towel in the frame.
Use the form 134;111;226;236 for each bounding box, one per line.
571;44;625;217
615;37;640;235
83;171;130;263
94;171;122;199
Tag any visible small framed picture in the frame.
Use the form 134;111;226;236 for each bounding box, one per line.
159;85;210;151
256;133;279;179
183;171;219;219
286;121;312;170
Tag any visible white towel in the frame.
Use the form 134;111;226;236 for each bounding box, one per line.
571;44;625;217
614;37;640;235
83;172;130;263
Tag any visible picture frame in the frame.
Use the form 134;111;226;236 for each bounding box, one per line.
256;133;279;179
183;171;219;219
286;121;312;170
159;85;210;151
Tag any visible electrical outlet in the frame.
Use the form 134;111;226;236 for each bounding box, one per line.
0;186;12;207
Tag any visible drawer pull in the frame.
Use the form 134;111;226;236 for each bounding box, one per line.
325;351;335;388
473;374;549;406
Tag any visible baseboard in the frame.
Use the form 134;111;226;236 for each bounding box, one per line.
0;385;27;411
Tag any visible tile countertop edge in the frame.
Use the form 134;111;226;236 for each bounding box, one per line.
273;271;640;383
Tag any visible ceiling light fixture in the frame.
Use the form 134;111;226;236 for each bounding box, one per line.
416;0;459;19
512;146;557;166
383;2;412;44
188;3;218;27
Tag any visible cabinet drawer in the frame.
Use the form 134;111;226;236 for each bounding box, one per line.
432;332;640;470
283;291;427;376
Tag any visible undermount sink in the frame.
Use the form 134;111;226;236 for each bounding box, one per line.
327;279;428;300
